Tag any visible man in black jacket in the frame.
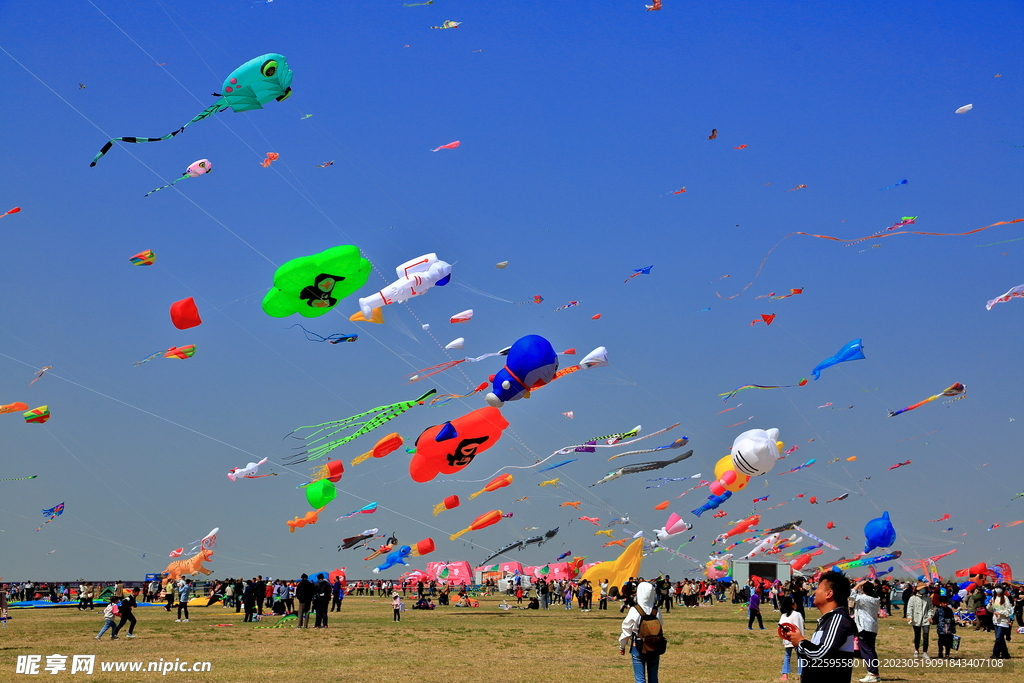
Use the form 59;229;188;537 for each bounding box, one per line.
115;588;140;638
313;574;331;628
295;574;315;628
242;580;258;622
782;571;857;683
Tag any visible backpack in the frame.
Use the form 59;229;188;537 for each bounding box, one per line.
635;605;667;658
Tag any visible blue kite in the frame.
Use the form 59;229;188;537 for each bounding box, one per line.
811;339;865;380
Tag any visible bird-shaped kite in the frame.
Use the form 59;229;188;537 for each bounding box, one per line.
37;502;65;531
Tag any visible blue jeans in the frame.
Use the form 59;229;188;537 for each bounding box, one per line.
993;625;1010;658
97;619;117;639
781;647;802;675
631;645;659;683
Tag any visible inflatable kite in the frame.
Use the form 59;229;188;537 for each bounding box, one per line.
145;159;212;196
226;457;272;481
0;402;29;415
130;250;157;266
350;433;404;466
91;54;293;165
305;478;337;508
430;21;460;29
1;207;21;219
286;389;435;463
373;546;412;573
811;339;865;380
580;538;644;587
449;309;473;323
23;406;50;424
986;284;1024;310
287;507;326;533
260;152;279;168
170;297;203;330
832;551;902;571
468;474;513;500
731;428;782;477
263;245;371;318
955;104;973;114
409;407;509;482
357;253;451;320
450;510;504;540
484;335;558;407
863;511;897;554
654;513;692;541
432;495;460;516
888;382;966;417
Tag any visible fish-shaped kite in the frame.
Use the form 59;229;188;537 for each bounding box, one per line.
0;402;29;415
468;474;514;500
811;339;865;380
336;502;378;520
887;382;965;417
986;284;1024;310
591;450;694;487
1;206;22;219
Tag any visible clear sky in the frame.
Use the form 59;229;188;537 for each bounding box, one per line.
0;0;1021;582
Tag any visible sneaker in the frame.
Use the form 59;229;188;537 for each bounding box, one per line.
859;675;881;683
748;627;754;630
126;633;136;638
111;636;119;640
95;635;101;640
183;619;189;622
913;651;919;658
175;620;181;623
922;652;931;659
760;627;767;630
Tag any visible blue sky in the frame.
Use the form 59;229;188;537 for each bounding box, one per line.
0;0;1021;582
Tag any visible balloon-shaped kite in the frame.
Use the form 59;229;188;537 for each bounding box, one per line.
409;407;509;482
445;338;464;350
146;159;212;196
227;457;272;481
731;428;782;477
130;250;157;266
887;382;966;417
468;474;514;500
263;245;371;318
373;546;412;573
287;506;326;533
170;297;203;330
450;510;504;540
811;339;865;380
91;54;293;165
485;334;558;407
450;309;473;323
311;459;345;484
863;511;896;554
305;478;337;509
654;513;692;541
1;207;21;219
24;406;50;424
432;494;460;516
351;433;404;466
357;253;451;320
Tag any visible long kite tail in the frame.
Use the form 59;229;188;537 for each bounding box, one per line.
145;173;189;197
90;101;227;166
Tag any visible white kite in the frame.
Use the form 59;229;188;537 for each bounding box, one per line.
955;104;973;114
227;458;270;481
358;253;451;320
449;309;473;324
986;284;1024;310
445;337;464;350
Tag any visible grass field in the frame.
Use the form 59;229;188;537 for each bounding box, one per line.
1;596;1017;682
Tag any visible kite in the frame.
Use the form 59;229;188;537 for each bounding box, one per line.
654;501;670;510
495;261;509;269
0;474;37;481
826;493;849;504
560;501;582;509
878;179;908;191
1;207;21;219
645;0;662;10
832;551;901;571
591;314;601;319
987;524;999;532
887;460;912;471
539;478;560;487
929;514;951;522
750;314;775;326
408;407;509;482
713;511;727;518
146;159;211;196
669;188;686;194
449;309;473;324
603;539;629;548
811;339;865;380
514;496;529;503
538;459;576;472
316;160;334;167
708;129;718;140
484;334;558;407
169;548;184;558
336;503;378;520
595;529;614;537
350;433;403;466
287;507;326;533
90;54;293;166
373;546;413;573
955;104;973;114
287;324;357;344
624;266;653;283
23;406;50;424
468;474;514;500
776;459;816;475
762;288;804;300
0;402;29;415
29;366;52;387
654;513;692;541
986;284;1024;310
130;250;157;266
404;1;434;5
607;436;688;462
844;217;919;247
357;253;451;320
264;245;372;319
734;145;748;149
430;21;461;29
786;184;806;191
555;551;572;562
863;511;896;553
260;152;279;168
784;445;800;456
590;450;694;486
307;460;344;486
752;495;769;503
561;412;575;421
431;141;460;151
226;457;272;481
450;510;503;540
36;502;64;531
718;379;808;402
284;389;436;463
478;528;560;565
432;495;460;516
888;382;966;417
170;297;203;330
514;295;545;305
339;529;378;550
579;517;600;525
163;345;196;359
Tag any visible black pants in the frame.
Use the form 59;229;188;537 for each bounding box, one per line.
256;597;264;614
748;609;763;629
243;601;255;622
115;613;136;635
314;601;329;627
937;633;953;658
659;594;671;613
331;596;342;611
599;598;607;610
165;595;174;611
913;625;930;653
177;602;189;620
393;608;401;621
858;631;879;674
235;597;242;613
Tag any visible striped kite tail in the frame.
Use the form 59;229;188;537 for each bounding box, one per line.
90;101;227;166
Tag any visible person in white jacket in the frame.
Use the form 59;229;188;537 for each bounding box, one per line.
778;595;804;681
906;584;935;658
618;581;663;683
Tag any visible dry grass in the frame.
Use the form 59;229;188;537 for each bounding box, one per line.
1;597;1017;682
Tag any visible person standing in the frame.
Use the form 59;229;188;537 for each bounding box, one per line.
906;583;935;658
295;574;314;628
164;578;176;612
657;576;671;614
313;574;331;628
254;575;266;616
748;586;765;630
901;582;914;619
618;581;662;683
242;580;257;623
852;579;881;682
115;588;140;638
781;571;857;683
931;593;957;659
331;577;344;612
791;578;808;619
392;592;403;621
987;587;1013;659
175;579;192;622
599;580;609;611
78;582;89;611
777;595;804;681
113;581;124;602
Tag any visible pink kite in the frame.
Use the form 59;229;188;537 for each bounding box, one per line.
431;141;460;152
578;516;600;525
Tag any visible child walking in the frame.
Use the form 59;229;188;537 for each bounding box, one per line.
392;592;402;622
932;594;957;659
777;596;803;681
96;599;120;640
